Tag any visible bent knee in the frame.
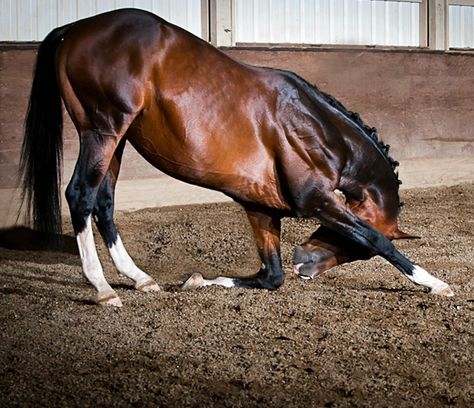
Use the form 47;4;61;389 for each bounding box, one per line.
262;274;284;291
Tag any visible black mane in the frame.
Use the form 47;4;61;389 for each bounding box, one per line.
315;87;404;210
317;89;400;174
284;70;404;209
283;70;401;185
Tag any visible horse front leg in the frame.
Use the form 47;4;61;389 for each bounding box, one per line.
182;207;284;290
294;191;454;296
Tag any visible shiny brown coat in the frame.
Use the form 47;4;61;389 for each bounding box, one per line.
22;9;426;292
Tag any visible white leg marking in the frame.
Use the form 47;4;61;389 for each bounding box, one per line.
108;235;160;292
77;216;122;306
409;265;454;297
182;273;235;290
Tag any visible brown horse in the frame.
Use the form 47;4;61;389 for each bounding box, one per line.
20;9;453;306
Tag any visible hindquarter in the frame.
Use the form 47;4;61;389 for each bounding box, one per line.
56;11;164;134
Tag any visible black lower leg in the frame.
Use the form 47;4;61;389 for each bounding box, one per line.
93;173;118;248
233;250;283;290
317;203;417;278
93;137;125;247
233;207;284;290
65;131;120;236
65;172;99;235
345;218;416;275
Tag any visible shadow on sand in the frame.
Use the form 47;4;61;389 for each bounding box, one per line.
0;226;78;254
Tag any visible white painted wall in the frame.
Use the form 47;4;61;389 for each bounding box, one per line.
1;0;473;50
449;4;474;48
0;0;203;41
234;0;421;46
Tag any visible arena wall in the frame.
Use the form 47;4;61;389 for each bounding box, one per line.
1;47;473;225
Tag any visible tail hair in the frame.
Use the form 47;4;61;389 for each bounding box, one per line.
19;25;70;234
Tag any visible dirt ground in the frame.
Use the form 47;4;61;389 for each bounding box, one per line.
0;183;473;407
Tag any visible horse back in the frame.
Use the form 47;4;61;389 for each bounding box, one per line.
55;8;401;226
56;9;298;208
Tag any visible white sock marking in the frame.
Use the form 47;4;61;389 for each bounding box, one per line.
108;235;154;286
199;276;235;288
76;216;114;295
409;265;450;292
182;273;235;289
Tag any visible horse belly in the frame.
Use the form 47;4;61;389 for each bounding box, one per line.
127;110;287;209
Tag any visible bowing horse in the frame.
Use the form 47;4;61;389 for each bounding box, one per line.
20;9;453;306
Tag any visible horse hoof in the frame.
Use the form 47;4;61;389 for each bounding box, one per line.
95;291;123;307
182;273;204;289
136;279;161;292
431;285;454;297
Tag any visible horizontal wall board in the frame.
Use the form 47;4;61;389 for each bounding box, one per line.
0;0;202;41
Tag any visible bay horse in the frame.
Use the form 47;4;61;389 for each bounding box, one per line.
20;9;453;306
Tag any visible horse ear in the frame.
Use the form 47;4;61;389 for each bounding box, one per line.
392;229;420;240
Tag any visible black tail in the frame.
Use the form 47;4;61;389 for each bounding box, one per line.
19;25;71;234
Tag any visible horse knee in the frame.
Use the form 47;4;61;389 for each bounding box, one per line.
261;271;284;290
271;274;284;290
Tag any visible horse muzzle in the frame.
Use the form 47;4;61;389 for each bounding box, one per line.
292;245;320;280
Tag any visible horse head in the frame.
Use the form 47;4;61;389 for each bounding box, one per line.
293;188;418;279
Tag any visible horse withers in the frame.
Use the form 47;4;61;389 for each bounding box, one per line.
20;9;453;306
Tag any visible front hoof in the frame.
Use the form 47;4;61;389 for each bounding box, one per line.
181;273;204;290
136;279;161;292
94;291;123;307
431;285;454;297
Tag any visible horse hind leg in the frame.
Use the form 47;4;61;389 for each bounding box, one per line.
297;190;454;296
73;214;121;306
65;130;121;305
93;150;159;293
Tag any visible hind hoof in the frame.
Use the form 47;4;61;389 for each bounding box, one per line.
182;273;204;290
95;291;123;307
431;285;454;297
136;279;160;292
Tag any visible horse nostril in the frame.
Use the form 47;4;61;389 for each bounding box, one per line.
293;246;304;263
293;245;313;265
